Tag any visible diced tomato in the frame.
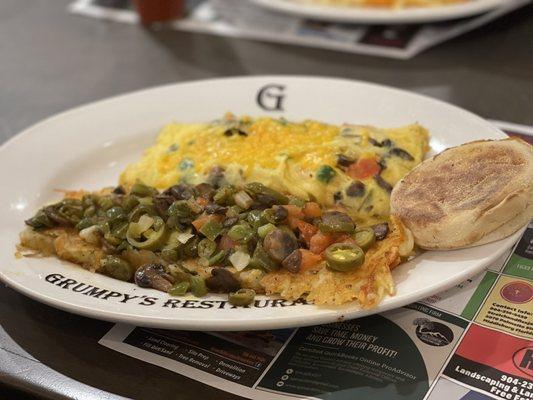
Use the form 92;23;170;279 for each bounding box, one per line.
287;216;299;230
346;157;381;180
283;204;305;219
191;214;222;231
303;202;322;218
196;197;208;207
294;219;318;245
219;234;236;250
300;249;323;272
309;231;335;255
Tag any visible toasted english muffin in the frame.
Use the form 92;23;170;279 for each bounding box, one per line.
390;138;533;249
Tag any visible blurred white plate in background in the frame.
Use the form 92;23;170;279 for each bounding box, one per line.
249;0;508;24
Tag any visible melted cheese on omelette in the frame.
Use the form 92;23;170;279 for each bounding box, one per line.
120;115;429;226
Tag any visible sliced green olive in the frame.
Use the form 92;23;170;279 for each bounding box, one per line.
228;289;255;307
353;227;376;251
325;243;365;272
318;211;355;233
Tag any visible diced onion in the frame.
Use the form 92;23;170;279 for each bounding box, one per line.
229;250;251;271
137;214;154;231
399;226;414;257
79;226;101;245
234;191;253;209
128;215;154;238
177;231;195;244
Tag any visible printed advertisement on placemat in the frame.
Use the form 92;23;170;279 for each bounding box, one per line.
100;121;532;400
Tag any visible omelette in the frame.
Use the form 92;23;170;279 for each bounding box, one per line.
20;114;429;308
121;114;429;226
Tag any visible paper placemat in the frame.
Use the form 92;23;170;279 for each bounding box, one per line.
69;0;531;59
100;122;533;400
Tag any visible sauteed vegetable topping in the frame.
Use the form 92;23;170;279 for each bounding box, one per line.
25;177;389;305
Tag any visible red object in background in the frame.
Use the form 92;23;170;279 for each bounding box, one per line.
132;0;184;25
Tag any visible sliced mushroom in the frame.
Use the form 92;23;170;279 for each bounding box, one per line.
205;268;241;293
282;249;301;273
164;184;194;200
195;183;215;199
204;203;228;215
263;228;299;263
134;263;175;292
153;194;175;218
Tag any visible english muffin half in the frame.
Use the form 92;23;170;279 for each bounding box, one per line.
390;138;533;250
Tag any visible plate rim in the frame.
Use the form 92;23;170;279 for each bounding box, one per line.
248;0;507;24
0;75;518;330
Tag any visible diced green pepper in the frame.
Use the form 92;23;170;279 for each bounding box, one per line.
101;256;133;281
257;223;276;239
190;275;208;297
227;224;254;243
169;281;190;296
316;165;336;183
198;238;217;258
249;243;280;272
199;220;223;241
130;181;158;197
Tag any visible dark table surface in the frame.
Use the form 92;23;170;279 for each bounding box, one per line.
1;1;533;399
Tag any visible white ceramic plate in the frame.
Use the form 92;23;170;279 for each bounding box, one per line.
0;76;521;331
249;0;507;24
